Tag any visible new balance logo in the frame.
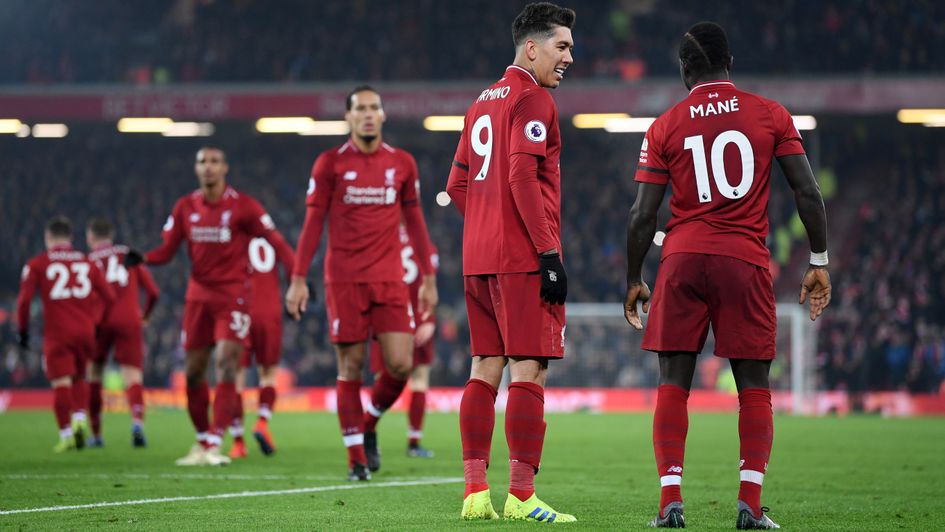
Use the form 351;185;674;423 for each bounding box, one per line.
343;171;358;181
667;466;683;474
549;271;558;282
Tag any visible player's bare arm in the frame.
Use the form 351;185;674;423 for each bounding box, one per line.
777;154;831;320
285;276;309;321
624;182;666;330
417;274;438;321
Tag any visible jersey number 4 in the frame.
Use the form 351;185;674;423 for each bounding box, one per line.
684;130;755;203
47;262;92;300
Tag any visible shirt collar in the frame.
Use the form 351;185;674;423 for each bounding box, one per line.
505;65;539;86
689;80;735;95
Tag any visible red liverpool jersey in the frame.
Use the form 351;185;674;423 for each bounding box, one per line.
634;80;805;269
248;235;294;318
293;140;435;283
397;224;438;325
88;243;159;326
16;243;115;342
145;186;281;302
449;65;563;275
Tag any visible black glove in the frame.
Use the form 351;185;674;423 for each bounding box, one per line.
124;249;144;267
538;252;567;305
16;330;29;349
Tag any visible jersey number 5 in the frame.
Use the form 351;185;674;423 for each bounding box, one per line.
471;114;493;181
47;262;92;300
684;130;754;203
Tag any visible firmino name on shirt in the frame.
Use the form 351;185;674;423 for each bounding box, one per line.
478;86;511;102
690;95;740;119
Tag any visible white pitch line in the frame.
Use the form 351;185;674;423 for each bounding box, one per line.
0;477;463;516
1;473;424;482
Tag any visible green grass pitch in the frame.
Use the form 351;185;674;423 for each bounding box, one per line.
1;409;943;530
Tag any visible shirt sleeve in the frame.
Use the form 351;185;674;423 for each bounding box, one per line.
634;119;670;185
446;120;470;216
510;89;555;158
241;196;277;238
137;266;159;319
15;258;39;332
293;153;335;278
306;152;336;209
144;199;186;264
769;102;806;157
400;152;420;206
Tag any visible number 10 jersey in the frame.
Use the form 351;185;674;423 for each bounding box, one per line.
450;65;563;275
634;80;806;269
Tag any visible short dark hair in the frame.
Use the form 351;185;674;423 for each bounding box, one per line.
197;145;227;162
87;217;114;239
46;215;72;238
346;85;380;111
512;2;576;47
678;22;731;78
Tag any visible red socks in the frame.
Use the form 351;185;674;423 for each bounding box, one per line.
506;382;545;501
211;382;238;439
408;391;426;446
337;379;368;467
89;381;103;436
460;379;497;496
363;370;408;432
186;382;211;434
71;375;88;418
258;385;276;420
126;383;145;423
738;388;773;517
230;391;245;439
654;384;690;514
53;385;72;430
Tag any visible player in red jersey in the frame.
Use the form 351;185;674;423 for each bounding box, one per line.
366;224;439;459
86;218;159;448
445;3;576;522
126;146;294;466
286;86;438;481
623;22;831;529
228;235;294;459
16;216;115;453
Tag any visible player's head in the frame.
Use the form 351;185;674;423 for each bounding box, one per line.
512;2;575;89
195;146;228;190
44;215;72;248
678;21;732;90
345;86;385;144
86;217;114;247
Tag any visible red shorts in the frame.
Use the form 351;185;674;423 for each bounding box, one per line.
464;273;565;359
324;282;414;344
241;314;283;368
44;334;94;381
368;334;434;374
642;253;776;359
93;322;145;369
182;298;252;351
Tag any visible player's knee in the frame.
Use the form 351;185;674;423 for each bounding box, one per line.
387;360;412;379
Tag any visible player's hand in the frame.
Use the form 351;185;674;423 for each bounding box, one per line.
539;252;567;305
16;330;29;349
624;281;651;330
415;322;436;347
800;266;831;321
417;275;438;320
124;249;144;267
285;276;310;321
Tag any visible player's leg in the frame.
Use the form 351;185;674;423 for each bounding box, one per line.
176;347;213;465
650;352;698;527
87;360;105;447
705;255;779;529
45;343;78;452
363;331;412;472
228;366;248;459
253;364;278;455
406;362;433;457
336;341;370;480
114;323;147;447
70;350;90;449
206;338;243;464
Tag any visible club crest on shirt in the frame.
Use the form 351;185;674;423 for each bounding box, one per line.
385;167;396;186
524;120;547;143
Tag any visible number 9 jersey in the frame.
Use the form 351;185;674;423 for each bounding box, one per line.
448;65;563;275
634;80;805;270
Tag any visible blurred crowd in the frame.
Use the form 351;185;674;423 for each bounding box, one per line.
1;0;942;85
3;119;943;395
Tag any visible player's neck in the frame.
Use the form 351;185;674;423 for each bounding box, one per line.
351;135;381;154
90;239;112;250
688;70;730;90
46;239;71;250
202;183;225;202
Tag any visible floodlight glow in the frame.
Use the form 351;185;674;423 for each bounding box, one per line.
423;116;465;132
117;117;174;133
0;119;23;134
255;117;316;133
31;123;69;138
603;117;656;133
572;113;631;129
161;122;215;137
897;109;945;125
792;115;817;131
297;121;351;136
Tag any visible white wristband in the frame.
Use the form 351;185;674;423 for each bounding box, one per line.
810;250;828;266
